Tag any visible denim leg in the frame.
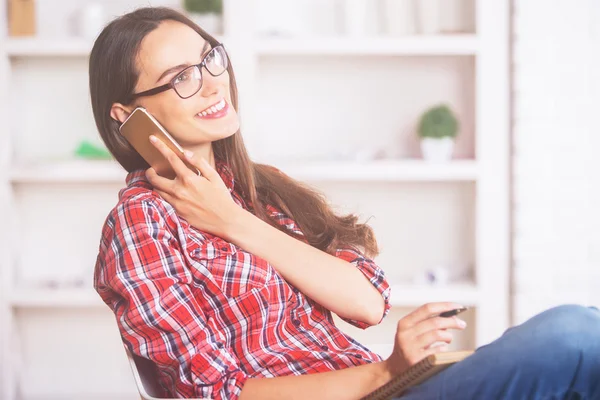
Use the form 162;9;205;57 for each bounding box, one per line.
397;305;600;400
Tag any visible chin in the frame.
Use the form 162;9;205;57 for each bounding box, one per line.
195;124;236;143
209;120;240;139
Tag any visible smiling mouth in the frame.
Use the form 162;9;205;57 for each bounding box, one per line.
197;99;227;118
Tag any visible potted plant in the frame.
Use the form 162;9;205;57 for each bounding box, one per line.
417;104;459;162
183;0;223;35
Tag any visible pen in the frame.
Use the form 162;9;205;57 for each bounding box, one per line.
437;307;468;318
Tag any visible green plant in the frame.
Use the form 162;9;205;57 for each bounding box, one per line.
417;104;459;139
74;140;112;160
183;0;223;14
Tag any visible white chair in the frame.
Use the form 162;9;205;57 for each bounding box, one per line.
124;345;177;400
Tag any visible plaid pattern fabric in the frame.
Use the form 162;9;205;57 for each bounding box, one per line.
94;161;391;399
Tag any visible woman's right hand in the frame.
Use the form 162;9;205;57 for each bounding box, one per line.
385;302;467;376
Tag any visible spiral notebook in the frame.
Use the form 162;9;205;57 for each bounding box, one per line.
362;350;474;400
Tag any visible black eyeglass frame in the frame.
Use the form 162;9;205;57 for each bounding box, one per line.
129;43;228;100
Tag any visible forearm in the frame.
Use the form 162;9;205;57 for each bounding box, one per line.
239;360;395;400
226;208;385;324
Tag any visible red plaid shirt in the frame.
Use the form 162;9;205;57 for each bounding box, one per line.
94;161;391;399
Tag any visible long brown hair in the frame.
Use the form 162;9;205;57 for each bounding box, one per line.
89;7;378;257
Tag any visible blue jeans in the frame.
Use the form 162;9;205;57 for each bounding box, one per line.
398;305;600;400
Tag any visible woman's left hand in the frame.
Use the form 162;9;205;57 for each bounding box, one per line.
145;135;242;239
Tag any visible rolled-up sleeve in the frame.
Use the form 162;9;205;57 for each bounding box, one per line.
264;202;392;329
335;247;391;329
96;198;246;399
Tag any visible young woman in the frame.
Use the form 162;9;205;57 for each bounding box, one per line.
91;7;600;400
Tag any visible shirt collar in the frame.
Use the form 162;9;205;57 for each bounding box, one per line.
125;159;236;192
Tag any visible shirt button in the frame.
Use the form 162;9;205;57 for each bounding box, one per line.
292;319;301;326
221;246;228;251
355;354;363;359
320;344;329;351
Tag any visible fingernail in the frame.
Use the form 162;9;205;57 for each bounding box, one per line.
149;135;157;143
184;150;194;158
456;318;467;328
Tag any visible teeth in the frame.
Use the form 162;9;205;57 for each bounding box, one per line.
198;99;226;117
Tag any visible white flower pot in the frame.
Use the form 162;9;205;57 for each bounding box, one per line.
77;3;105;40
344;0;369;36
382;0;417;36
417;0;441;35
189;12;222;35
420;137;455;162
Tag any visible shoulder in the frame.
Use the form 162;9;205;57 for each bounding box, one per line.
100;174;181;245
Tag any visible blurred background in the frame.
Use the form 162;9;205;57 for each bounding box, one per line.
0;0;598;398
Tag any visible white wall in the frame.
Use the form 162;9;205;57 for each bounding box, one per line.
512;0;600;324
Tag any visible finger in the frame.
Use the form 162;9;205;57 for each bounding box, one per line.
146;167;175;193
422;344;449;358
154;188;176;206
400;302;466;329
415;329;454;350
183;152;223;185
149;135;194;178
425;342;449;352
411;316;467;337
180;149;204;176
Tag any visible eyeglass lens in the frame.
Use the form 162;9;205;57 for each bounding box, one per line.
173;46;228;99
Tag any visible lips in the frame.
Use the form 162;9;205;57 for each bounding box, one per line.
197;99;227;118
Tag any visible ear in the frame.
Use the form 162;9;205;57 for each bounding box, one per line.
110;103;133;124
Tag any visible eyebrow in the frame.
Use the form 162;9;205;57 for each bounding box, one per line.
155;41;212;83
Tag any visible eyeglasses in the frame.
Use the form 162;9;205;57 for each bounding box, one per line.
130;44;229;100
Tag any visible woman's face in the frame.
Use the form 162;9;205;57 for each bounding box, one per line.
126;20;239;148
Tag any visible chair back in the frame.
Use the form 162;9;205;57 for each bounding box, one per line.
124;346;173;400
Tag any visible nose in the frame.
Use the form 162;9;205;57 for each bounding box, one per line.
198;68;221;98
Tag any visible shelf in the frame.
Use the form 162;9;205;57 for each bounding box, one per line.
389;283;479;307
6;35;477;58
278;159;478;182
6;38;94;57
8;287;105;308
6;35;227;57
10;160;126;183
256;35;479;56
8;283;478;309
10;159;477;183
25;395;137;400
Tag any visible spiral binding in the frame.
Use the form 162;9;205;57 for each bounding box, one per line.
361;356;434;400
361;351;474;400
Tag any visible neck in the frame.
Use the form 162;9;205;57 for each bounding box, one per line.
185;142;216;169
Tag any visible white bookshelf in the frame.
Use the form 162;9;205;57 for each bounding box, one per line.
6;38;94;57
0;0;510;398
8;287;105;308
9;160;126;183
255;35;479;56
277;159;478;182
389;283;480;307
7;283;479;309
9;159;478;183
6;35;227;57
